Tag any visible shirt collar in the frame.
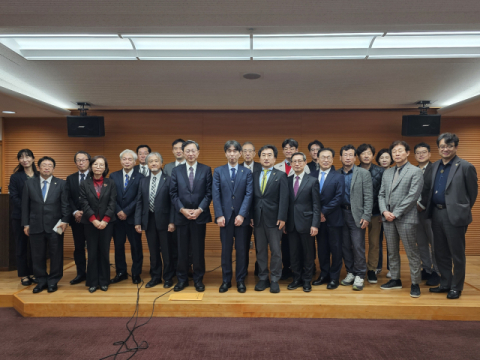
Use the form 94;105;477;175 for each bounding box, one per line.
187;162;198;171
293;171;305;180
342;165;355;175
262;167;274;172
79;169;89;176
285;159;291;166
396;161;409;170
441;156;457;167
228;163;239;172
151;171;162;179
40;176;53;184
123;168;133;177
175;160;186;166
320;167;332;175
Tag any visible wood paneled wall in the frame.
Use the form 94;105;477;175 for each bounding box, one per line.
2;110;480;255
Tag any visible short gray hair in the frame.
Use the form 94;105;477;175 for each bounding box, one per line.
242;141;255;150
119;149;137;161
146;152;163;164
291;152;307;162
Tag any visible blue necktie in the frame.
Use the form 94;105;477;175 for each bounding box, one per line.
124;174;129;190
231;168;236;181
42;180;48;201
320;172;326;193
80;173;85;183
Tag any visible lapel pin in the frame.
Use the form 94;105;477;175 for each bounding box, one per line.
104;184;108;187
54;182;57;185
456;163;459;166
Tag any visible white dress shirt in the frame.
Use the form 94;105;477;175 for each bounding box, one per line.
243;162;254;172
292;171;305;187
122;168;134;185
139;164;150;177
78;169;89;184
175;160;186;167
318;167;332;183
186;161;198;177
40;176;53;201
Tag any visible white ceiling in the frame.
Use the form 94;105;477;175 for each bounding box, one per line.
2;0;480;114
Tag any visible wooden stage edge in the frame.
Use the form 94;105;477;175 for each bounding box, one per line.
3;253;480;320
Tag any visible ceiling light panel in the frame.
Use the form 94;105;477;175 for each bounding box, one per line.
127;36;250;50
5;37;132;50
373;35;480;48
253;35;375;49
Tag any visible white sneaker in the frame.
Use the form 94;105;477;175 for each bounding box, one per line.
353;276;364;291
341;273;355;286
386;271;392;278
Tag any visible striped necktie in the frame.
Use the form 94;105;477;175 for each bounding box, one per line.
149;176;157;212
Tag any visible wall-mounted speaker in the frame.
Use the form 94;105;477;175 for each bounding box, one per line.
401;114;441;137
67;116;105;137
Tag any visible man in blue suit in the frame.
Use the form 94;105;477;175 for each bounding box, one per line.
213;140;253;293
310;148;345;290
110;149;144;284
170;140;213;292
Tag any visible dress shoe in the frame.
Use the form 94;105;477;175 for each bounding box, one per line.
21;277;32;286
32;284;47;294
174;281;189;292
280;269;293;281
219;282;232;293
270;281;280;293
287;280;302;290
47;284;58;293
100;285;108;292
447;290;462;299
429;286;450;293
31;277;38;284
254;279;271;291
195;281;205;292
163;279;174;288
89;286;97;293
146;278;162;288
110;273;128;284
187;265;194;279
303;281;312;292
132;275;142;284
426;272;440;286
237;281;246;293
327;280;340;290
312;276;330;286
70;275;86;285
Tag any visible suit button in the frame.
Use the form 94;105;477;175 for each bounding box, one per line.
232;196;235;199
231;207;234;210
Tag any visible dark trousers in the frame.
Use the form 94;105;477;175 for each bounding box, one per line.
289;228;315;282
12;218;33;277
30;231;64;287
145;212;174;281
255;221;283;282
281;232;291;272
377;224;390;270
85;223;113;287
342;209;367;277
168;229;179;274
220;216;249;283
70;221;87;277
245;224;258;272
432;207;467;291
113;220;143;276
176;221;206;283
318;223;343;281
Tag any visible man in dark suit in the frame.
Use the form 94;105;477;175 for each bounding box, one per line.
307;140;324;173
135;152;176;288
170;140;213;292
65;151;90;285
110;149;144;285
22;156;69;293
213;140;253;293
426;133;478;299
252;145;288;293
134;144;151;177
285;152;320;292
310;148;345;289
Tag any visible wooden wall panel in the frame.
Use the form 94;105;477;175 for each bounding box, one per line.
2;110;479;255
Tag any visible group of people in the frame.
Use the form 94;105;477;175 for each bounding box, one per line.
10;132;477;299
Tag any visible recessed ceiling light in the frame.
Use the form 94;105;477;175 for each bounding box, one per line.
243;73;262;80
2;110;16;114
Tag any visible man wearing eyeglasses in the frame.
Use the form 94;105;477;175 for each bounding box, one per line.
425;133;477;299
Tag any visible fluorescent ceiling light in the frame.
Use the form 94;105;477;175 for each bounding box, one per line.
12;37;132;50
0;34;119;37
130;36;250;50
24;57;137;60
373;35;480;48
369;54;480;59
386;31;480;36
257;33;383;37
254;55;366;60
254;35;374;49
138;57;250;60
2;110;16;114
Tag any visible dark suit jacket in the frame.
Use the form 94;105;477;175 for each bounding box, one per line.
239;161;263;173
307;161;317;173
310;168;345;227
418;161;433;209
9;172;30;220
110;169;144;225
21;176;70;234
79;177;117;224
252;169;288;228
212;164;253;226
65;171;89;224
286;173;321;234
169;163;213;226
425;156;478;226
135;173;175;230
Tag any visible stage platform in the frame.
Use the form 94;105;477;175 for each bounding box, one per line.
2;252;480;320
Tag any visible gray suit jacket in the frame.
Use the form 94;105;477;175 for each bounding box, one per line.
424;156;478;226
337;165;373;227
379;162;424;224
163;161;176;177
274;160;310;176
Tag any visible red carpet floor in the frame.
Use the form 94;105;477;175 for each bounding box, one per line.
1;308;479;360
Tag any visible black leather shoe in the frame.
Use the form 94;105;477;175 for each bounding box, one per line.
312;276;330;286
47;284;58;293
287;280;302;290
254;279;271;291
70;275;86;285
237;281;246;293
195;281;205;292
132;275;142;284
21;277;32;286
163;280;174;288
270;281;280;293
32;284;47;294
303;281;312;292
146;278;162;288
89;286;97;293
174;281;189;292
100;285;108;292
327;280;340;290
31;277;38;284
426;272;440;286
110;273;128;284
429;286;450;293
447;290;462;299
219;282;232;293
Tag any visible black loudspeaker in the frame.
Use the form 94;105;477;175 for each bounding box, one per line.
401;115;441;137
67;116;105;137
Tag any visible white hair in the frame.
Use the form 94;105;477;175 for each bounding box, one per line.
146;152;163;164
119;149;137;161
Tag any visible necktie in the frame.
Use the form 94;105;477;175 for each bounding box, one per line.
189;167;194;190
142;166;147;176
149;176;157;212
320;172;326;192
261;169;269;194
422;167;426;174
124;174;129;190
231;168;236;181
42;180;48;201
294;176;300;197
80;173;85;183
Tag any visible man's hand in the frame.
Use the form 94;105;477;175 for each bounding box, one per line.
74;211;83;223
277;220;285;230
320;213;326;223
250;219;254;228
98;221;108;230
191;209;203;220
417;204;424;212
217;216;226;227
135;225;142;233
310;226;318;236
360;219;369;229
181;208;195;220
383;211;396;222
168;223;175;232
92;219;101;229
24;226;29;236
234;215;244;227
117;211;127;221
59;223;68;233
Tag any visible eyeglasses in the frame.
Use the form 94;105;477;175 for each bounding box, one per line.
76;159;89;163
439;144;455;150
319;156;333;161
243;149;254;153
184;149;198;154
291;160;305;164
415;150;428;155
